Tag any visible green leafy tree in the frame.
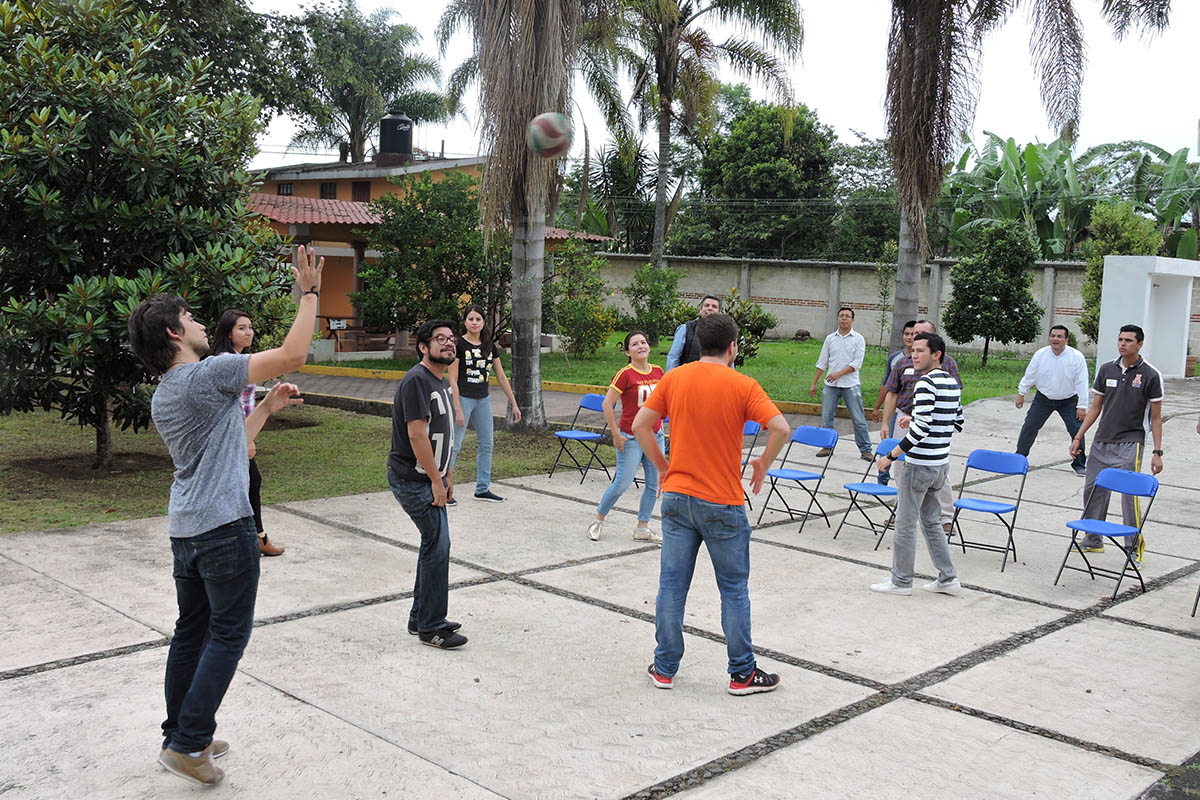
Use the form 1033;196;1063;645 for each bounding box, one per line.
144;0;302;118
0;0;290;467
291;1;447;162
669;102;837;259
1079;200;1163;342
626;262;686;345
942;220;1042;367
352;171;508;331
544;239;616;357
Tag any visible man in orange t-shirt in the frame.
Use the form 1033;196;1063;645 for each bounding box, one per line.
632;314;790;695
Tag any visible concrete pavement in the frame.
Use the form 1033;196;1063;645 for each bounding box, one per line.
3;382;1200;797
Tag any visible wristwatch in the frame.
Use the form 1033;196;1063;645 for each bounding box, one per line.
1152;449;1164;456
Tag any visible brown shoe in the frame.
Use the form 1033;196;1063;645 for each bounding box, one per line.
158;748;224;785
259;535;284;557
205;740;229;759
942;522;954;535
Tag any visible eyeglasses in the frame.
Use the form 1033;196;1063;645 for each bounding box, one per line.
431;334;457;345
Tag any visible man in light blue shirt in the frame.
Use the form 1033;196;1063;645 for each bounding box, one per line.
809;307;873;459
666;294;722;371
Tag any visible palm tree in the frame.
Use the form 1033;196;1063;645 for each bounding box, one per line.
436;0;585;427
885;0;1173;350
616;0;804;268
290;1;447;162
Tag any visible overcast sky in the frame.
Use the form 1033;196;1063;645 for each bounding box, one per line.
248;0;1200;172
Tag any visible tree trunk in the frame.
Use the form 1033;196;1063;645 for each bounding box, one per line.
510;195;547;429
93;397;112;470
982;336;990;368
651;92;671;269
890;214;922;352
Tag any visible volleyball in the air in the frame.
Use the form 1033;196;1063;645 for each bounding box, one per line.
526;112;573;158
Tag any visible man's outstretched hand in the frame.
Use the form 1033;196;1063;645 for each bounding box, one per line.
262;382;303;413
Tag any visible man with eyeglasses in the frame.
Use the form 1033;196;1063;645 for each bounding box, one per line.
387;320;467;649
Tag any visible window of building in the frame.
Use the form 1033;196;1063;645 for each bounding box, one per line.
276;183;292;196
319;182;338;200
352;181;370;203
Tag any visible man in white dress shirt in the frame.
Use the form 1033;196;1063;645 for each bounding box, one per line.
809;307;873;460
1015;325;1090;476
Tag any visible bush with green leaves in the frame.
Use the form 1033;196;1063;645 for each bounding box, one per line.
0;0;290;467
544;239;616;357
1078;200;1163;343
626;262;686;345
351;170;509;333
942;220;1042;366
722;288;778;367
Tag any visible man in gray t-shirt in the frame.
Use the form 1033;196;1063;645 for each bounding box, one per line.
127;245;323;787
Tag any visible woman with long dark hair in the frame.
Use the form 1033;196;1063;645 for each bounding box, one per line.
587;331;664;543
211;309;284;556
448;304;521;503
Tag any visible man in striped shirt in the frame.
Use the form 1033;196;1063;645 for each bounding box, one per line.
871;332;964;596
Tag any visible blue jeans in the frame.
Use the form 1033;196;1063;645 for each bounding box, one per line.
388;469;451;634
451;395;494;493
596;430;662;522
1016;393;1086;469
654;493;755;677
162;517;260;754
821;383;872;453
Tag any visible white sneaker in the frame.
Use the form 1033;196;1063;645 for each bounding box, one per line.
869;579;912;595
587;520;603;541
923;579;962;596
633;526;662;544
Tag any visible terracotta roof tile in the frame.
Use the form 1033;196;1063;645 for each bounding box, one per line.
248;193;380;226
544;226;614;242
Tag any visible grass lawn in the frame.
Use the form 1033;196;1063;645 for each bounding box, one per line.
319;333;1036;406
0;406;591;534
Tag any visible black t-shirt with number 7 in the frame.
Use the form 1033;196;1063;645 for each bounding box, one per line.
388;363;454;482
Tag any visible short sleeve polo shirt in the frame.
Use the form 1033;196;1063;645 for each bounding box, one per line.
1092;357;1163;443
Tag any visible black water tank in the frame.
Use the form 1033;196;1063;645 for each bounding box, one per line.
380;111;413;156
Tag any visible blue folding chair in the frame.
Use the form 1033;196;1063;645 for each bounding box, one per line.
548;393;612;484
755;426;838;532
948;450;1029;571
741;421;763;509
1055;468;1158;599
834;438;903;550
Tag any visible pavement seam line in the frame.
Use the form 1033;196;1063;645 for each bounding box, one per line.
0;639;169;681
235;671;515;800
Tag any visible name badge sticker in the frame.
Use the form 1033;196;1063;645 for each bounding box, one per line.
904;368;915;375
1105;378;1118;388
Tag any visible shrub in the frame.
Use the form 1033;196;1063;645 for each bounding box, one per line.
723;288;778;367
1079;201;1163;343
544;240;616;357
626;263;686;345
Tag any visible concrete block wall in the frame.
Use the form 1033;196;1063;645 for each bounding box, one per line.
594;253;1199;357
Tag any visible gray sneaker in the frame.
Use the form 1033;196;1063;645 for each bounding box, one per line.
922;579;962;596
158;748;224;786
632;526;662;544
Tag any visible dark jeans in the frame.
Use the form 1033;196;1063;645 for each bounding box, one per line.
248;457;264;534
387;469;451;635
1016;393;1085;468
162;516;260;754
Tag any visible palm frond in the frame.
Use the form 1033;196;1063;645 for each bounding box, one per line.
1100;0;1171;41
1027;0;1085;141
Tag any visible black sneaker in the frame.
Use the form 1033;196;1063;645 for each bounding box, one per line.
418;627;468;649
446;497;457;506
474;490;504;503
408;619;462;636
728;666;781;695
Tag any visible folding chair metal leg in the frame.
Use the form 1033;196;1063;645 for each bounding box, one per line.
1193;580;1200;617
756;479;792;525
949;510;966;554
547;440;572;479
798;489;829;534
1106;535;1146;598
833;494;858;539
